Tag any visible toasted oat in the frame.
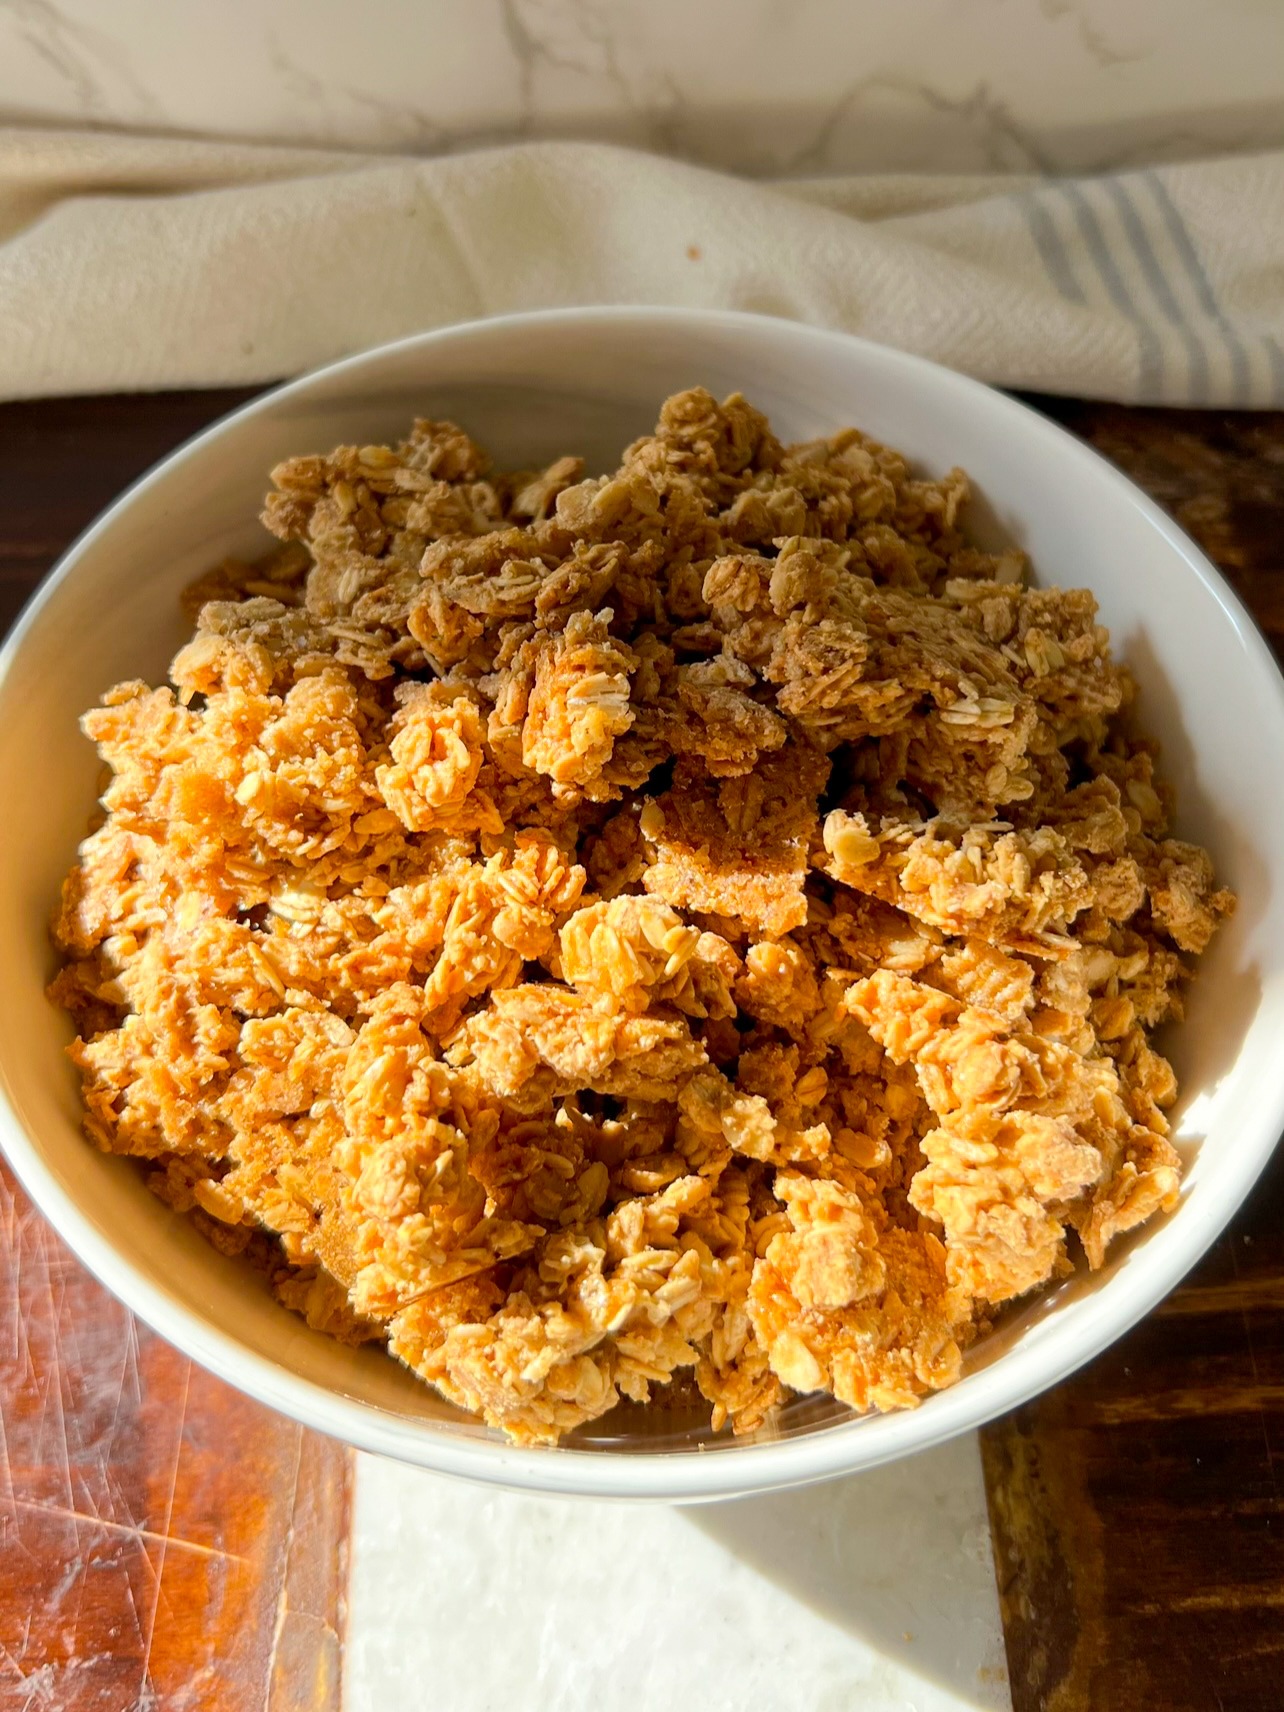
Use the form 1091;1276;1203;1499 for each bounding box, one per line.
50;389;1230;1445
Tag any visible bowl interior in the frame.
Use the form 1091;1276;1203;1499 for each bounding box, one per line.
1;310;1281;1496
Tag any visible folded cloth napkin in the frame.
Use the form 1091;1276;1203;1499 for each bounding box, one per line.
2;127;1281;405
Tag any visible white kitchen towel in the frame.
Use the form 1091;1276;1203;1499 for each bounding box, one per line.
1;127;1281;404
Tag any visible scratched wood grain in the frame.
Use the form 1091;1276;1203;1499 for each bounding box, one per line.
0;390;347;1712
980;400;1284;1712
2;387;1283;1712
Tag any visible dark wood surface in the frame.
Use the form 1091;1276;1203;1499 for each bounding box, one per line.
0;388;346;1712
1;384;1282;1712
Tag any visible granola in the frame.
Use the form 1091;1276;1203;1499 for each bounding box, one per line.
50;390;1232;1444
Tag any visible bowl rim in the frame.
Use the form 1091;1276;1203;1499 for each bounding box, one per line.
3;304;1283;1501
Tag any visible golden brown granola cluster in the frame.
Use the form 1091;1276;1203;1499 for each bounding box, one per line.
50;389;1232;1444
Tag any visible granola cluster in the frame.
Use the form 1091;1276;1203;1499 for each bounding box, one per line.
50;390;1232;1444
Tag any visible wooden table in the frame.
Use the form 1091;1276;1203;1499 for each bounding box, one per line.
2;388;1282;1712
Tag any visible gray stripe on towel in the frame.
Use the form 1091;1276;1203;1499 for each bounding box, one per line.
1058;180;1165;399
1102;176;1210;403
1143;171;1255;402
1014;190;1087;304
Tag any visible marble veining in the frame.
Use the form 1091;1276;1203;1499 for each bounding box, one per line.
0;0;1281;177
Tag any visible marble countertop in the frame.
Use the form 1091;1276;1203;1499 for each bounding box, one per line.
1;0;1282;178
346;1438;1009;1712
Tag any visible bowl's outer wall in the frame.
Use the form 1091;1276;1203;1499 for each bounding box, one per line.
1;309;1282;1500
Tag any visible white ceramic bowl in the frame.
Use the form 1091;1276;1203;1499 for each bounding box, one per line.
2;309;1282;1502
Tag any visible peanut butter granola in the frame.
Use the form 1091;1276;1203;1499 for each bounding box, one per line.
50;390;1233;1444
